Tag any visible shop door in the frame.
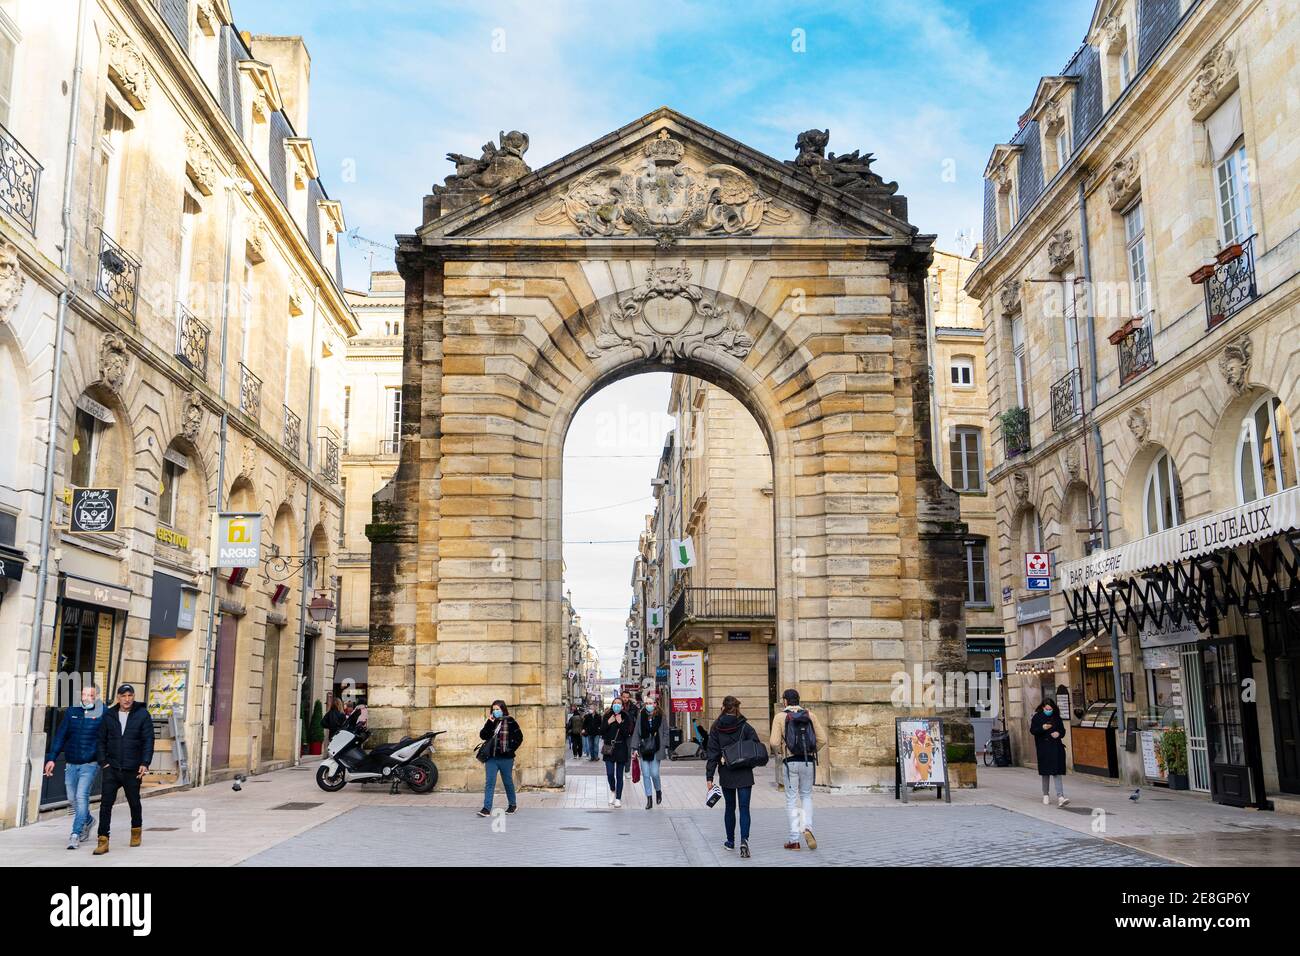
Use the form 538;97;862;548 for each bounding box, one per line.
1262;597;1300;793
211;615;238;769
261;626;280;761
40;602;111;806
1201;636;1262;807
1180;644;1211;792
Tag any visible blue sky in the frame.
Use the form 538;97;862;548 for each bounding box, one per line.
232;0;1098;671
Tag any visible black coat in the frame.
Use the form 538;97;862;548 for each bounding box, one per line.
479;716;524;759
1030;709;1068;776
706;715;760;790
581;712;601;737
97;703;155;770
601;712;632;763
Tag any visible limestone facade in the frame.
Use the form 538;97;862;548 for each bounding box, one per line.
0;0;355;825
368;109;973;792
967;0;1300;792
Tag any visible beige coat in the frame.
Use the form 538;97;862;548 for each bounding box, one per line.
769;706;827;757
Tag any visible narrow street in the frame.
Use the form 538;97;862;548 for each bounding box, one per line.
6;759;1299;867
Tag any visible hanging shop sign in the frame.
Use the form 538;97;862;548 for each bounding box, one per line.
1061;484;1300;590
1025;551;1051;590
1139;615;1201;650
68;488;119;534
670;537;696;570
0;551;23;583
646;605;663;630
669;650;703;713
210;513;262;569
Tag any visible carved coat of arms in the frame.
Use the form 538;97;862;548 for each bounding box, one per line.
586;262;752;363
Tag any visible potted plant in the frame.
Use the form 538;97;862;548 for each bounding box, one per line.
306;699;325;756
1216;241;1244;265
998;406;1031;457
1158;726;1189;790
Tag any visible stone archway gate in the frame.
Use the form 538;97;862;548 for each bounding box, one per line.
367;108;971;791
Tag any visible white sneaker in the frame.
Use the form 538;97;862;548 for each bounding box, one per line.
608;791;615;806
614;798;621;808
1058;796;1070;807
1042;795;1050;805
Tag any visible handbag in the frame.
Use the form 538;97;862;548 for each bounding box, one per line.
631;753;641;784
721;736;769;770
474;739;491;763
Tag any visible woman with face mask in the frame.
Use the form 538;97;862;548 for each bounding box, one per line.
601;696;632;807
477;700;524;818
1031;699;1069;806
630;694;670;809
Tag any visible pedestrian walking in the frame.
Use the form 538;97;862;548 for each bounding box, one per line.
630;694;669;809
567;707;584;759
43;684;106;850
705;695;763;858
92;684;154;855
769;688;827;850
1031;699;1070;807
582;704;602;761
477;700;523;817
601;696;632;807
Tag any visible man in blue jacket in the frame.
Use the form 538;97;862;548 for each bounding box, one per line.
43;683;106;850
93;683;154;855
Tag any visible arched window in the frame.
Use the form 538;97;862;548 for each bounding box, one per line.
1237;394;1298;504
1143;451;1185;534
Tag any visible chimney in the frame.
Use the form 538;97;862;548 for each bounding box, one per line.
249;35;311;133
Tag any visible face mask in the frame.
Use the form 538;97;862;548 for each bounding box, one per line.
82;699;96;710
612;704;623;714
1043;709;1054;717
645;703;655;713
492;708;503;719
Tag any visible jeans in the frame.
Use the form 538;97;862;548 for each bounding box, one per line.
483;756;517;810
584;735;601;759
569;733;583;758
722;786;752;845
97;765;142;837
604;758;627;798
639;754;662;796
1041;774;1065;797
64;762;98;838
783;759;815;841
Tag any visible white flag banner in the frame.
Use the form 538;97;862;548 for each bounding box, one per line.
646;606;663;630
670;537;696;570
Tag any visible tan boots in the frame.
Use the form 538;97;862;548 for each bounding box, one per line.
92;836;109;855
130;827;142;847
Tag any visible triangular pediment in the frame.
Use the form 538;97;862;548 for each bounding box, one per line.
417;108;920;245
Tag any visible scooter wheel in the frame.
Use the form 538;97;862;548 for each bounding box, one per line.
316;764;347;792
406;758;438;794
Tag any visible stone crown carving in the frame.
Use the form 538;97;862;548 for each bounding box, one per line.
99;333;129;393
1218;334;1253;396
536;131;791;247
184;130;218;196
106;29;150;110
0;240;25;321
1106;155;1140;210
1048;228;1075;272
584;261;752;364
1187;41;1236;115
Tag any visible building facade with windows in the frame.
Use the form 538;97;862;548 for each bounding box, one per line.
0;0;356;826
337;270;405;703
968;0;1300;806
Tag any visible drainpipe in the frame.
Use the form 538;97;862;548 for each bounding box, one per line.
197;177;247;789
17;0;87;826
292;287;322;767
1076;172;1127;755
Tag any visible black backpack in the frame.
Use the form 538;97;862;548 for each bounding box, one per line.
784;709;817;761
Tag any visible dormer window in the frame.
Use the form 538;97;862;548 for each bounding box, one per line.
986;144;1023;241
239;60;282;175
188;0;221;95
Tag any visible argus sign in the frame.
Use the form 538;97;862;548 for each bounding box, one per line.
210;513;262;569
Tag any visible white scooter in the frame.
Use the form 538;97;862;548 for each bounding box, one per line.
316;725;444;794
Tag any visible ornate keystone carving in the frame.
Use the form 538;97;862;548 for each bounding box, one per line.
106;29;150;110
999;279;1021;314
1106;155;1140;210
289;281;305;316
1048;228;1075;272
238;440;256;481
1126;404;1151;445
535;132;790;246
1065;442;1082;481
1012;470;1030;505
1218;334;1253;395
180;390;204;443
1188;41;1236;115
0;240;25;321
246;216;267;262
184;129;217;196
98;333;129;393
584;261;752;363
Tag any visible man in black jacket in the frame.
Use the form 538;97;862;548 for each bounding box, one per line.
93;684;154;855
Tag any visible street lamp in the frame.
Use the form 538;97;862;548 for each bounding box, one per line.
308;591;337;623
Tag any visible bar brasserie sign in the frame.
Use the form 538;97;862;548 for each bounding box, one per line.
69;488;119;534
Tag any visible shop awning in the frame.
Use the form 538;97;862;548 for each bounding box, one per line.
1015;626;1087;675
1059;484;1300;591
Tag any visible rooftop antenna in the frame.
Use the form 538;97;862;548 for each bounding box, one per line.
345;228;397;288
954;228;973;257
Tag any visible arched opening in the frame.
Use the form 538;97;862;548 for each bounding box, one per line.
1235;392;1297;505
67;385;131;524
261;503;298;761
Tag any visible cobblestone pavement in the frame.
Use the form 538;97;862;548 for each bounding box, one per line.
238;804;1171;867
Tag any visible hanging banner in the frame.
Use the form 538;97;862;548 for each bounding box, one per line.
646;605;663;630
210;513;262;569
69;488;119;534
670;537;696;570
669;650;703;713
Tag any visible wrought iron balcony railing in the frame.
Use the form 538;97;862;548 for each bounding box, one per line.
0;121;41;232
999;406;1031;459
379;438;401;455
1050;367;1083;432
174;302;210;379
282;406;301;460
95;229;140;321
668;586;776;636
319;435;340;484
1115;317;1155;386
238;363;261;421
1202;234;1258;330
